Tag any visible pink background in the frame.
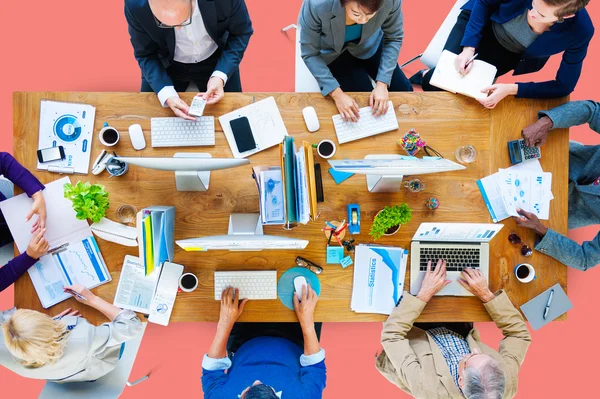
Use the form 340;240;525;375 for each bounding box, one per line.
1;1;598;397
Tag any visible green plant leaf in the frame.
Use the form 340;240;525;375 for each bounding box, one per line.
369;204;412;240
64;181;110;222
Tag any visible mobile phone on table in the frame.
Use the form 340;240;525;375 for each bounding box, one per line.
37;146;65;163
229;116;257;153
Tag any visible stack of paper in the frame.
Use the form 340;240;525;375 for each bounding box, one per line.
477;159;553;223
351;245;408;315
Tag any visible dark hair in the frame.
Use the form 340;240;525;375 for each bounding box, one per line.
543;0;590;19
340;0;384;14
245;384;279;399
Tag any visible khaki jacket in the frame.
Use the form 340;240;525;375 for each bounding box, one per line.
376;290;531;398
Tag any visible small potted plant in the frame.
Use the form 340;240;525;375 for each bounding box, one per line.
64;181;110;223
369;204;412;240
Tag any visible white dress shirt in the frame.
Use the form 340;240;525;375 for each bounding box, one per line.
157;3;228;106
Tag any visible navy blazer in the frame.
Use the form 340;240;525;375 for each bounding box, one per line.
461;0;594;98
124;0;253;94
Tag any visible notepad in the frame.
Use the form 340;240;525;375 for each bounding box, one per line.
520;283;572;330
430;50;497;100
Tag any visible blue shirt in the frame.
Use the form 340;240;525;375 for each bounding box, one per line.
201;337;326;398
344;24;362;42
427;327;471;390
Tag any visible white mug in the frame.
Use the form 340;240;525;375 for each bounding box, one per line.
514;263;536;283
99;123;120;147
178;273;198;292
316;139;336;159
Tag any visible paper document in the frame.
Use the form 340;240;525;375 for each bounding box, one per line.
258;168;285;224
295;148;310;224
114;255;160;313
218;96;289;158
148;261;184;326
430;50;497;99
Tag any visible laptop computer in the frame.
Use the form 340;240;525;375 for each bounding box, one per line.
409;223;503;296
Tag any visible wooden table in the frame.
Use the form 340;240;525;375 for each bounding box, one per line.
12;92;569;323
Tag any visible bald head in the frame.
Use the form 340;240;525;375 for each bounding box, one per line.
149;0;192;27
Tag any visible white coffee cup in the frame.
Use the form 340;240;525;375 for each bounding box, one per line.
179;273;198;292
514;263;536;283
99;123;120;147
316;139;336;159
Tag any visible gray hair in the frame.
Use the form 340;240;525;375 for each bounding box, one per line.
462;359;506;399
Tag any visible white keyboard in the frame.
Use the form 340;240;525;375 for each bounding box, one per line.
214;271;278;300
151;117;215;147
332;100;399;144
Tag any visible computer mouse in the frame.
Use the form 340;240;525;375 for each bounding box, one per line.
128;124;146;150
294;276;308;301
302;106;320;132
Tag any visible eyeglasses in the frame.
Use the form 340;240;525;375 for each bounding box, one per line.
153;0;193;28
508;232;533;257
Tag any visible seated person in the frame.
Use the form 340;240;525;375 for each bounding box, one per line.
0;152;49;292
125;0;253;119
299;0;413;122
411;0;593;109
202;286;326;398
0;284;142;382
376;260;531;398
517;100;600;271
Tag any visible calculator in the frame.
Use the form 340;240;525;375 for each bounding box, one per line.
507;139;542;164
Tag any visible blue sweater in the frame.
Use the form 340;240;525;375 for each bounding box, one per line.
202;337;326;398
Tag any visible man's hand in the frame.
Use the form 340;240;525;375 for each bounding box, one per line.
202;76;225;105
331;88;360;122
293;283;319;328
458;268;495;303
513;208;548;236
26;227;49;259
166;96;196;121
27;191;47;232
522;116;553;147
455;47;476;75
416;259;451;303
370;82;390;117
478;84;518;109
218;287;248;329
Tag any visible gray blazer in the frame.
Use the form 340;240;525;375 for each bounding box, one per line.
0;309;142;382
298;0;404;96
533;101;600;271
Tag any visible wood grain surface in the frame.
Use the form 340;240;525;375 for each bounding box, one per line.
12;92;568;323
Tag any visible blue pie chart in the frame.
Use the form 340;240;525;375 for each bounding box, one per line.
54;114;82;142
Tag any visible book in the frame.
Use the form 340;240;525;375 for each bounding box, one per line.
430;50;497;100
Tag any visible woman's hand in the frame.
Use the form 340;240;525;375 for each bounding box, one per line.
63;284;96;304
455;47;476;75
26;227;49;259
478;84;518;109
53;308;81;319
27;191;47;232
330;88;360;122
370;82;390;116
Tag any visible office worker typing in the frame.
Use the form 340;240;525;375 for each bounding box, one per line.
376;260;531;398
0;152;49;293
299;0;413;122
412;0;594;109
125;0;253;120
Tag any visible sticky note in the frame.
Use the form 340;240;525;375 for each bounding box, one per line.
326;246;344;264
340;256;353;268
328;168;354;184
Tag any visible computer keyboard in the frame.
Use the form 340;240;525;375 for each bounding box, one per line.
151;117;215;147
419;247;481;272
214;271;278;300
332;101;399;144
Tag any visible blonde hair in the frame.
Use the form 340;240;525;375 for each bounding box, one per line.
1;309;70;368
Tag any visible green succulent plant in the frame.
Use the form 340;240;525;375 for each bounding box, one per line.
369;204;412;240
63;181;110;223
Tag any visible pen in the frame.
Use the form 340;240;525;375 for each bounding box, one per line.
465;53;479;67
325;221;337;229
64;289;87;301
543;289;554;320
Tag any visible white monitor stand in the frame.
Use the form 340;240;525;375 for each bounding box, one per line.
174;153;212;192
228;213;264;236
365;154;404;193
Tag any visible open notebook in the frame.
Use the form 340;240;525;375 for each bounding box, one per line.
430;50;497;100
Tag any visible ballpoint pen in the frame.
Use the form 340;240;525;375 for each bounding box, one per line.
543;289;554;320
64;288;87;301
465;53;479;67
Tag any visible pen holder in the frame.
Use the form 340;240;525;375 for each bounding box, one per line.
398;129;426;156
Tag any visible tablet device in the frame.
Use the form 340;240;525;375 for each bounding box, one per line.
229;116;257;153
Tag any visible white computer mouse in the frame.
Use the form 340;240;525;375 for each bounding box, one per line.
128;124;146;150
302;106;320;132
294;276;308;301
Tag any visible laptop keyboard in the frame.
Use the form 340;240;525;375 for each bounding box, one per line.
419;247;481;271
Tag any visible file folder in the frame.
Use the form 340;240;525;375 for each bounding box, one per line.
136;206;175;275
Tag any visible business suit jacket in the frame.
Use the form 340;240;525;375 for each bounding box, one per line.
461;0;594;98
298;0;404;96
124;0;253;94
376;291;531;398
0;309;142;382
534;100;600;271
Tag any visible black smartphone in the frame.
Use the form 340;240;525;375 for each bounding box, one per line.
229;116;257;153
37;146;66;163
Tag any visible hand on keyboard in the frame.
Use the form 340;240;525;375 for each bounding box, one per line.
331;88;360;122
415;259;451;303
218;286;248;328
165;97;196;121
457;268;495;303
369;82;390;117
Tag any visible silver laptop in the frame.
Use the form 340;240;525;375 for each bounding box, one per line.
410;223;503;296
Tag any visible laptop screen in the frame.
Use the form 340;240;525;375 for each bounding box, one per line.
412;223;503;243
